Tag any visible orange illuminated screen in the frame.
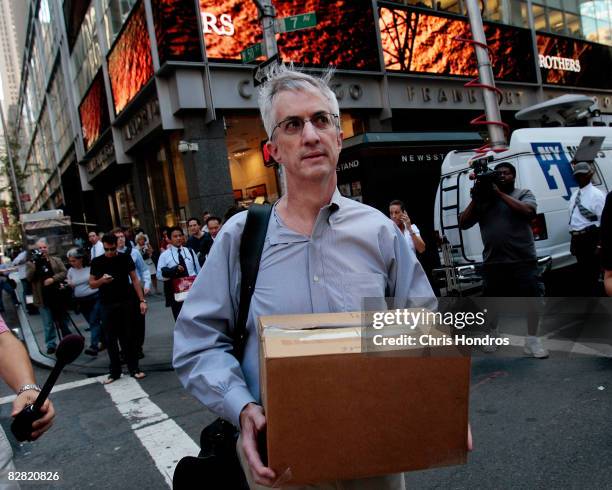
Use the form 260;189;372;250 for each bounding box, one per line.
79;71;110;152
379;6;536;82
537;34;612;89
107;1;154;114
200;0;380;70
152;0;202;64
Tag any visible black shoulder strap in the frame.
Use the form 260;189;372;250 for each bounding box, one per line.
233;203;273;362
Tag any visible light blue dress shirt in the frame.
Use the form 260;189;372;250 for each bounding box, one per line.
173;190;435;427
119;246;151;290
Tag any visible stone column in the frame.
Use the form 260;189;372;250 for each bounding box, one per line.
180;115;234;218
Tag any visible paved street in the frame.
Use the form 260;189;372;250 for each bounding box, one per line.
0;288;610;489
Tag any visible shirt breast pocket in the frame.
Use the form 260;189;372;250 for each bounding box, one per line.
341;272;386;311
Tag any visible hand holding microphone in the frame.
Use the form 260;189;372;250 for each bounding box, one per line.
11;334;84;441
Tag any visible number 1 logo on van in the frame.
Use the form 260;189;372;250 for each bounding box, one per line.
531;142;575;201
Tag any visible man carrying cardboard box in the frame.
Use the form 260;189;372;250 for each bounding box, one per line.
173;65;435;489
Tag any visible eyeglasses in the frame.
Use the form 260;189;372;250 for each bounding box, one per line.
103;246;117;252
271;112;339;139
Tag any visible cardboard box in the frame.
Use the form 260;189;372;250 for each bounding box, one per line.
258;311;470;486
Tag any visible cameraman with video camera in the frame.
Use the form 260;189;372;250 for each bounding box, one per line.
459;158;548;358
26;239;72;355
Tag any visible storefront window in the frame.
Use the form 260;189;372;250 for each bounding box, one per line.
533;3;548;29
143;133;189;231
225;114;280;207
484;0;504;21
565;11;583;34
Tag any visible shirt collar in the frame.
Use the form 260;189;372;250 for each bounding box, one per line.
267;188;342;245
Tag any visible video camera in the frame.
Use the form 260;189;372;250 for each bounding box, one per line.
471;154;498;183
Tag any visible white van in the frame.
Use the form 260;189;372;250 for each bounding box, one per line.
434;127;612;293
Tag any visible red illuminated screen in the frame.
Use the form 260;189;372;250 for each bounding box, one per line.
152;0;202;64
537;34;612;89
107;1;154;114
379;6;536;83
79;71;110;152
200;0;380;70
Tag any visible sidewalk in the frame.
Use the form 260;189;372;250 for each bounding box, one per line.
7;284;175;375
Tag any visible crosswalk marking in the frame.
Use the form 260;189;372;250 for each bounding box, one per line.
0;375;107;405
104;376;200;487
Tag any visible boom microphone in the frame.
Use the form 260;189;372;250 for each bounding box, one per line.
11;334;84;441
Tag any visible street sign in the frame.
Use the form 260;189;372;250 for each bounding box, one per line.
240;43;264;64
276;12;317;33
253;54;281;87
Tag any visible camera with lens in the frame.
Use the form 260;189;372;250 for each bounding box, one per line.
30;248;51;276
470;155;498;200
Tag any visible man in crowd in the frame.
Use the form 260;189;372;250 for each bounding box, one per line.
26;239;72;355
568;162;606;296
157;227;200;320
389;200;426;255
459;161;548;358
174;66;434;489
0;316;55;480
113;228;151;358
90;234;147;383
186;217;207;266
89;230;104;260
200;216;221;260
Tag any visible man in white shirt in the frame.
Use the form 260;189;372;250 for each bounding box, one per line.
389;200;426;254
89;231;105;260
157;226;200;320
568;162;606;296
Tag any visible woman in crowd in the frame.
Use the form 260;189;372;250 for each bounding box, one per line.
66;248;101;356
135;232;158;294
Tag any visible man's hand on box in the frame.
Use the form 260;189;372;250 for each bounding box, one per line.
468;423;473;451
240;403;277;486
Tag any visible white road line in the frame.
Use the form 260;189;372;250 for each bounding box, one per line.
104;376;199;487
0;375;107;405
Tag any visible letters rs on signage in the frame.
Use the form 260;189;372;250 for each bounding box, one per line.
538;54;581;73
201;12;235;36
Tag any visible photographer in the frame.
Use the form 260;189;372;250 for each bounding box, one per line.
459;161;548;358
25;239;71;355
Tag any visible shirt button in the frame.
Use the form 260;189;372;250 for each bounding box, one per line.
313;275;319;282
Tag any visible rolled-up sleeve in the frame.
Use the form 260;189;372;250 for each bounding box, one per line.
173;217;256;428
384;224;436;307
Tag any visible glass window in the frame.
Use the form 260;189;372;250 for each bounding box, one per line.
563;0;580;13
548;8;566;32
435;0;464;14
37;0;55;74
71;4;102;100
101;0;138;48
484;0;504;21
565;11;583;35
48;68;72;158
547;0;563;9
509;0;529;27
581;15;599;40
40;106;55;169
533;3;548;30
598;18;612;44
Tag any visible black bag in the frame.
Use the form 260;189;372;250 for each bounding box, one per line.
173;204;272;490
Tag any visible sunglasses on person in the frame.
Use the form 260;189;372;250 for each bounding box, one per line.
104;246;117;252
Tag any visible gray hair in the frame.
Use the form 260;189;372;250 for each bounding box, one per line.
257;64;340;138
35;238;48;246
66;247;84;259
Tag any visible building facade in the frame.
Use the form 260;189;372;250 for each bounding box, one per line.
11;0;612;246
